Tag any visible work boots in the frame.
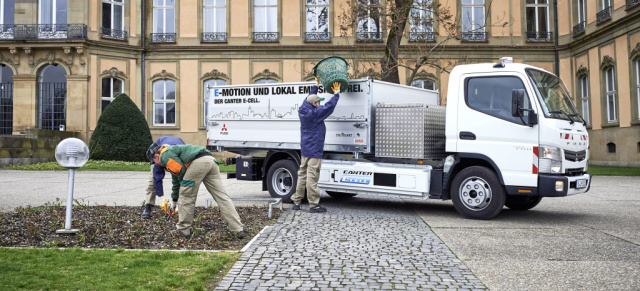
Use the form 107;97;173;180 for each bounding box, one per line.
141;203;153;219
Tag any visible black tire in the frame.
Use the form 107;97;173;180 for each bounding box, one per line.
505;196;542;211
451;166;506;219
266;159;299;203
326;191;357;199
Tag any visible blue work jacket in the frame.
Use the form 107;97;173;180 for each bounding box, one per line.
298;86;340;158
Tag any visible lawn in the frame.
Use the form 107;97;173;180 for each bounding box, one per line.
0;247;237;290
587;166;640;176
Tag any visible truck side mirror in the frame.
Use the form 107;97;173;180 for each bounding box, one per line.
511;89;525;117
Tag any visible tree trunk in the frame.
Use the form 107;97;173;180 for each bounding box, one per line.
380;0;412;84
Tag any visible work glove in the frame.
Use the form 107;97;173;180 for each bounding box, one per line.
168;199;177;215
331;82;341;94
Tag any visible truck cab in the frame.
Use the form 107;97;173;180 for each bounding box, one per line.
444;57;591;218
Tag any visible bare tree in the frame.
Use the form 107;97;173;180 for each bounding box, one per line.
337;0;509;85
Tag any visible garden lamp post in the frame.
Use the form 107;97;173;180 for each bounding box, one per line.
54;138;89;234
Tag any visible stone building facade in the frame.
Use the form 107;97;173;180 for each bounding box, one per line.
0;0;638;166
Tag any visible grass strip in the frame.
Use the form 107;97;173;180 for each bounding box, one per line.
0;247;238;290
587;166;640;176
1;160;236;173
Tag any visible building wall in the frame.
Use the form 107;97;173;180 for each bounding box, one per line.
1;0;639;165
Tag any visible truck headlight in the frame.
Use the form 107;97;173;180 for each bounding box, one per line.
539;145;561;174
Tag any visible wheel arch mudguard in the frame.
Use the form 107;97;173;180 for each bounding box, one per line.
262;150;301;191
443;153;505;199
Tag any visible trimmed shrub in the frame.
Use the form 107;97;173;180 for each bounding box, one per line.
89;94;153;162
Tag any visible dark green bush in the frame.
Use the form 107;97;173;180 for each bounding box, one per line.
89;93;153;162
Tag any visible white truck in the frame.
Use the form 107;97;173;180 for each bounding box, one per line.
206;57;591;219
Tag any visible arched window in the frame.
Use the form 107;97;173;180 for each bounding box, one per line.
411;79;435;90
255;78;278;84
152;79;176;126
37;64;67;130
607;142;616;153
101;77;123;112
204;78;227;126
0;64;13;135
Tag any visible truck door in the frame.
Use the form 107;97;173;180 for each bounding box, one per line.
456;74;538;187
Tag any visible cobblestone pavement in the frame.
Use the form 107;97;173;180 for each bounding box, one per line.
216;196;486;290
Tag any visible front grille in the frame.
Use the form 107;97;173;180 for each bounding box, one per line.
566;167;584;176
564;150;586;162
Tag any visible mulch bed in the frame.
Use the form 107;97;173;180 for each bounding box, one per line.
0;203;281;250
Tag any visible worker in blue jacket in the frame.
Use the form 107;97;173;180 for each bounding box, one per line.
142;136;185;218
291;79;341;213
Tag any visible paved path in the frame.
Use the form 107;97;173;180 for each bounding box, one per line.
216;196;485;290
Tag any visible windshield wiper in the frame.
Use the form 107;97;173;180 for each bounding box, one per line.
549;110;575;124
568;113;587;126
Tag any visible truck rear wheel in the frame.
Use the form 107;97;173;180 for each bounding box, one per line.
505;196;542;211
451;166;506;219
326;191;357;199
266;159;298;203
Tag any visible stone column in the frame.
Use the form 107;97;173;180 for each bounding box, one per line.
65;75;90;141
11;75;38;134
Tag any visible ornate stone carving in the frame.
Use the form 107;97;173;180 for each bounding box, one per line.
600;55;615;70
631;42;640;59
63;46;72;64
151;69;177;80
0;53;17;69
76;47;85;66
35;51;68;69
356;68;381;80
24;47;33;67
101;67;127;79
202;69;229;80
410;70;437;84
252;69;280;81
576;65;589;77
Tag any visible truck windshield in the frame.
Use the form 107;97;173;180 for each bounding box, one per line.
526;69;581;123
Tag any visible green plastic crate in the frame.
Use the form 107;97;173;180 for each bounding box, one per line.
313;56;350;94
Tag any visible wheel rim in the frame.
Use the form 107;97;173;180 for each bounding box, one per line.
458;176;493;211
271;168;293;197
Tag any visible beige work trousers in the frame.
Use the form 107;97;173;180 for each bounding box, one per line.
145;165;157;205
291;156;322;207
176;156;243;236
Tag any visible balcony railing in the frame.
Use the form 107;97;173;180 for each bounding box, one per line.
253;32;279;42
461;31;487;42
305;32;330;42
573;21;586;36
596;6;612;24
409;32;436;42
202;32;227;43
0;24;87;40
356;32;382;43
526;31;553;42
100;27;128;41
150;33;176;43
627;0;640;9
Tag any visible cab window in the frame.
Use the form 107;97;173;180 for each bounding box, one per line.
465;76;531;125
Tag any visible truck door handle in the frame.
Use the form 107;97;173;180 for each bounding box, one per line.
460;131;476;140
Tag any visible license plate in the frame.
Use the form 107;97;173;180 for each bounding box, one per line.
576;179;588;189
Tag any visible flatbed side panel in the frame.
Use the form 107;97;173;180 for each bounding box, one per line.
207;80;371;153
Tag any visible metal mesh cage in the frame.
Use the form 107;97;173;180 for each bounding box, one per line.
313;56;350;94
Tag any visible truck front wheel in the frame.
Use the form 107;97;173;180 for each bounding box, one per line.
451;166;506;219
266;159;299;203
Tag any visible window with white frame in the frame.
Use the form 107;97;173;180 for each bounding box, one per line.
1;0;15;32
604;67;616;123
636;59;640;120
153;79;176;126
411;79;435;91
153;0;175;42
526;0;550;40
102;0;125;39
357;0;381;41
203;78;226;126
461;0;485;41
579;75;590;125
577;0;586;24
254;0;277;41
39;0;67;27
409;0;433;42
203;0;226;42
305;0;329;42
255;79;278;84
101;77;123;113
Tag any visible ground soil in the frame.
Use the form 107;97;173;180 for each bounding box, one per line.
0;203;281;250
